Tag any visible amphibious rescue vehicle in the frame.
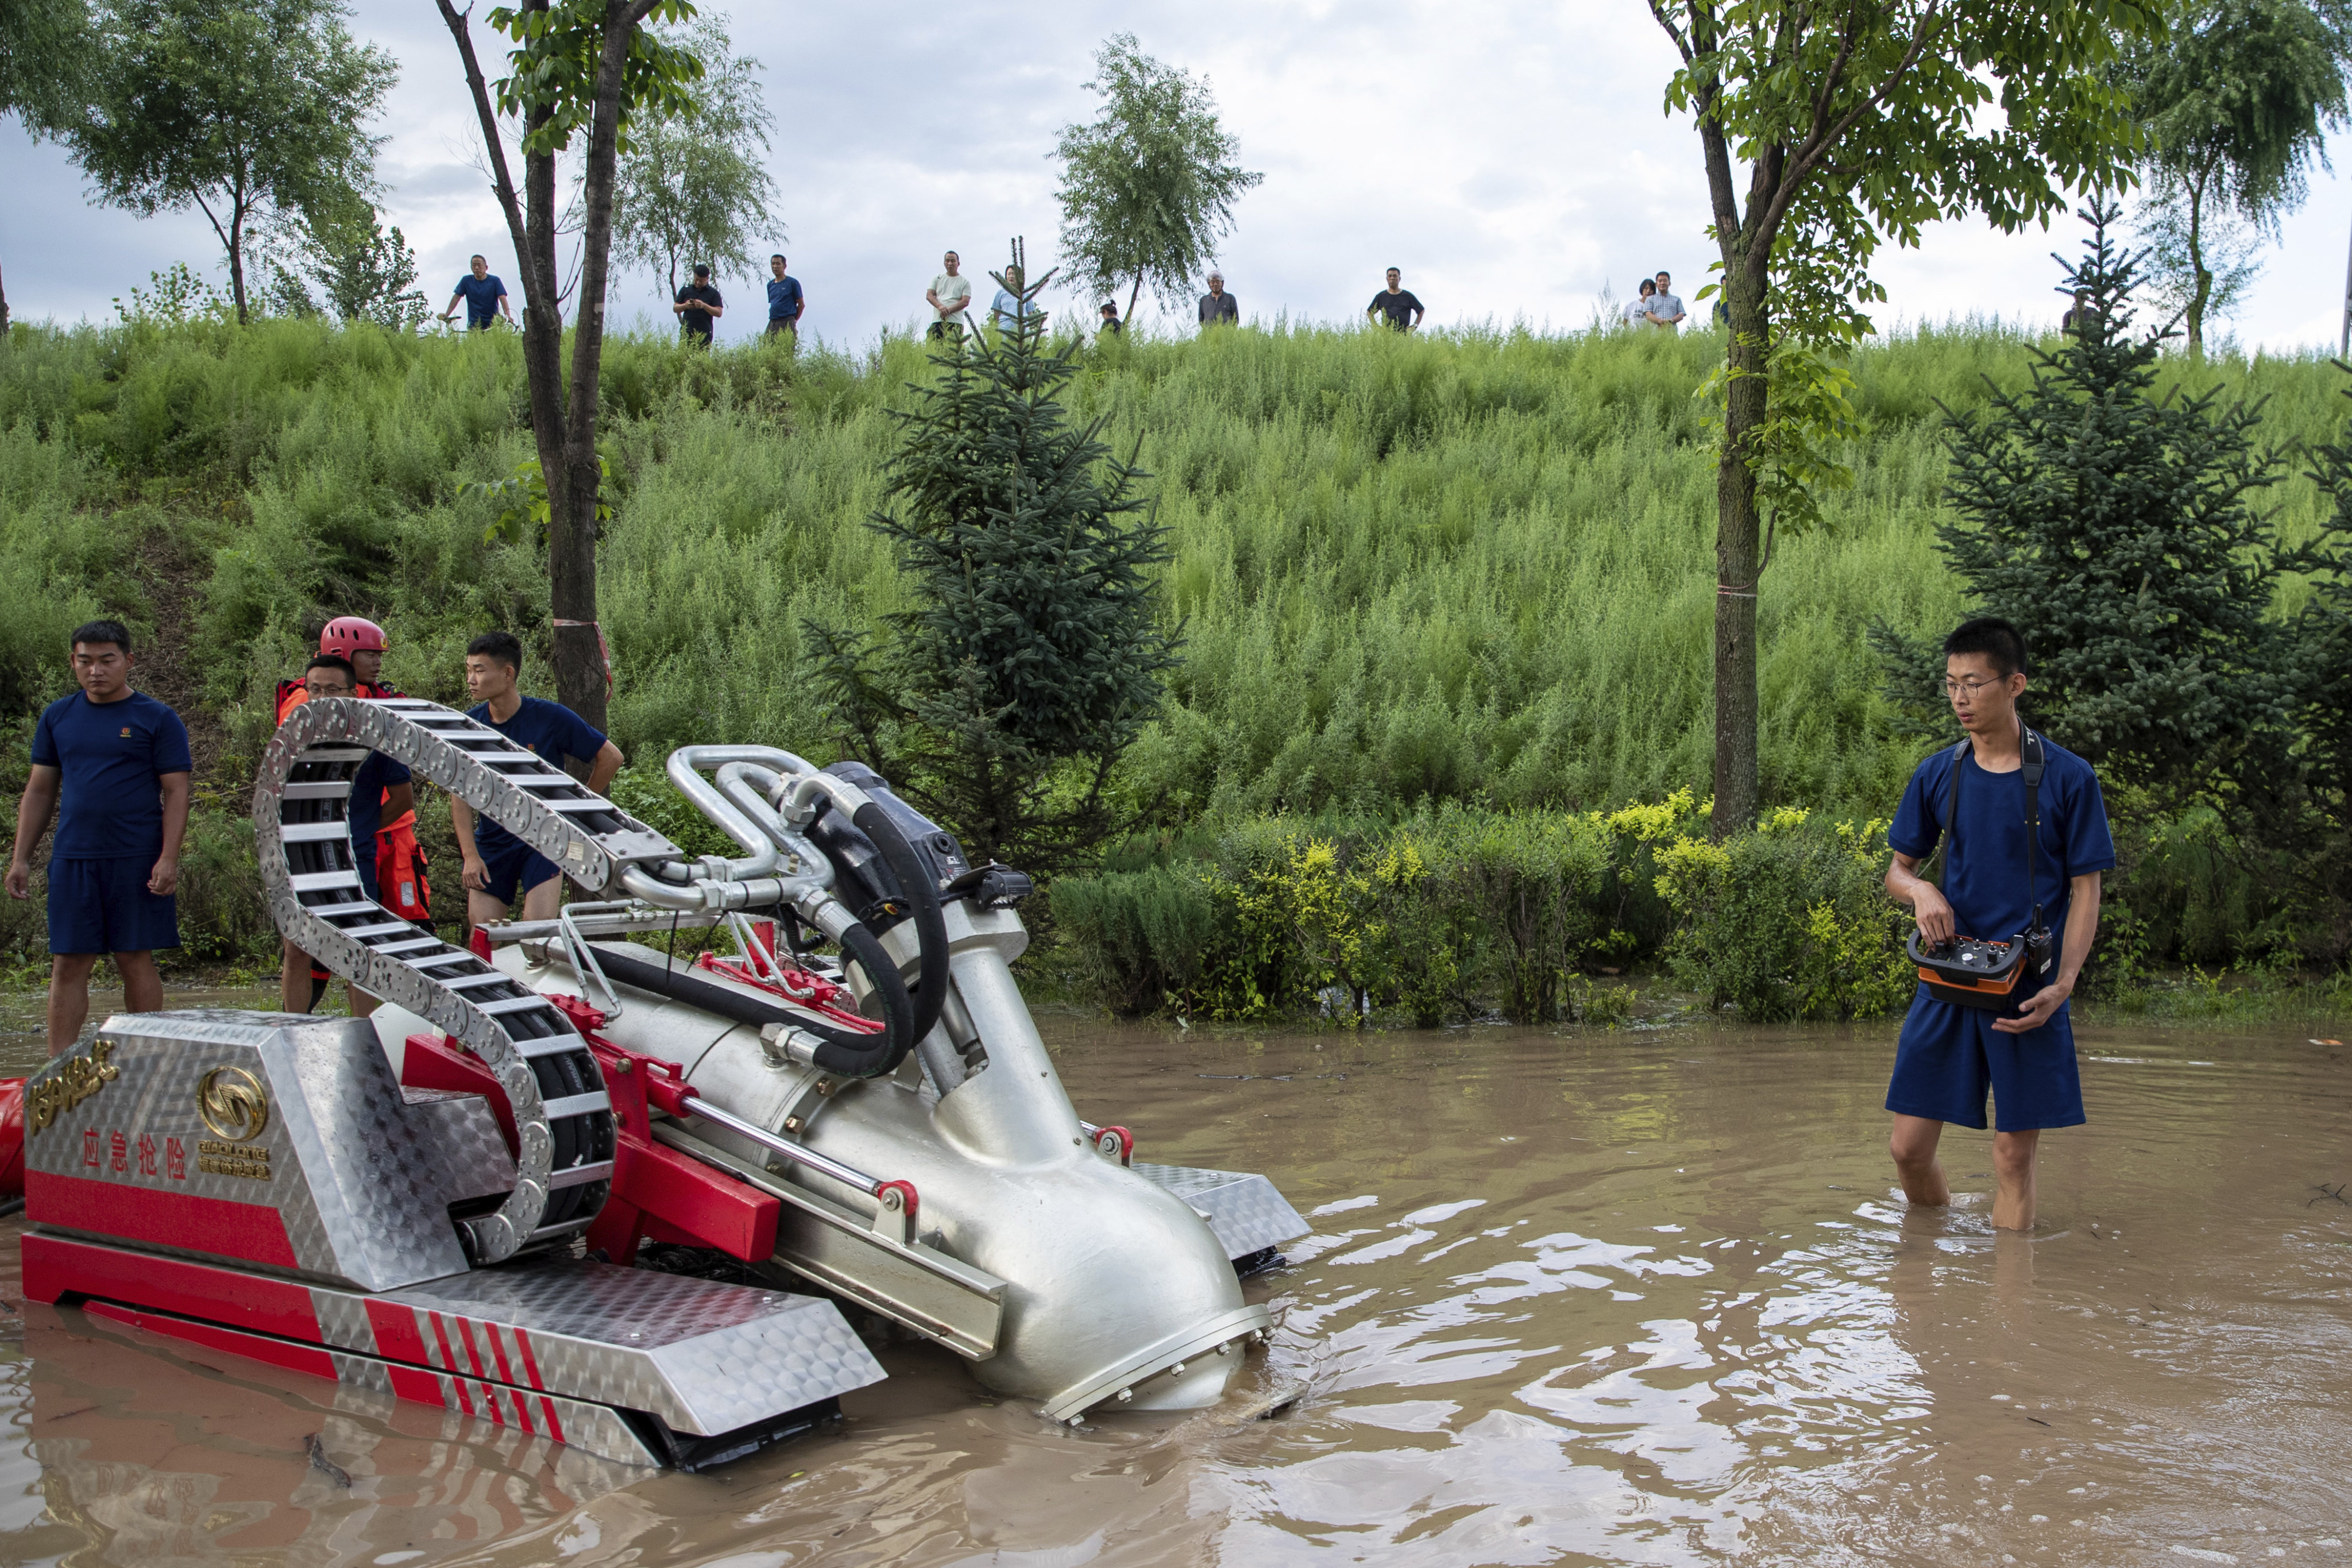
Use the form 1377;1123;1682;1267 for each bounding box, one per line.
0;697;1306;1468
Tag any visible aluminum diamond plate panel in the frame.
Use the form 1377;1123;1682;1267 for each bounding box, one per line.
327;1350;658;1466
1129;1162;1310;1259
378;1261;885;1435
24;1011;497;1291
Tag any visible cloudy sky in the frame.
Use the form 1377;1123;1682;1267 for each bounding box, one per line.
7;0;2352;352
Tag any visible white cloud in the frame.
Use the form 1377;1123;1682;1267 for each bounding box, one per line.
2;0;2348;353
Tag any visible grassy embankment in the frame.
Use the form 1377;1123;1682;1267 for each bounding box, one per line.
0;314;2342;1021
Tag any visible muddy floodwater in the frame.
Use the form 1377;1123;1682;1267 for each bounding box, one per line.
0;993;2346;1566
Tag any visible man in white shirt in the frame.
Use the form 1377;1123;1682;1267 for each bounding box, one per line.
926;252;972;339
1646;271;1687;331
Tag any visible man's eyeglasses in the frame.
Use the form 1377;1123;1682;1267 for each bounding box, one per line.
1943;676;2005;698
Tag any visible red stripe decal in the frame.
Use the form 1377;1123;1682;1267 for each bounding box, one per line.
82;1300;339;1381
21;1233;320;1338
384;1364;443;1405
485;1323;517;1386
365;1299;431;1364
539;1395;566;1444
28;1172;299;1268
428;1311;458;1373
514;1326;547;1390
511;1387;536;1436
449;1372;474;1416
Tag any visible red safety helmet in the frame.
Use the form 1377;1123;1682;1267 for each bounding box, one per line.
320;616;387;658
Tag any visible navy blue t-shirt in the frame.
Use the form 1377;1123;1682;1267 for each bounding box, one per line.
1888;733;2116;955
453;273;505;326
766;275;804;321
30;690;193;860
347;750;412;861
465;697;606;856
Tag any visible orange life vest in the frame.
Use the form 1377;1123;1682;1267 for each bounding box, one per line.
374;809;432;924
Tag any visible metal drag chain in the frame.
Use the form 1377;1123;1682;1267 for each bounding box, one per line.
253;697;681;1264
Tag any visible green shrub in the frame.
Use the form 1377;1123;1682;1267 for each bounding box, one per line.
1651;808;1913;1021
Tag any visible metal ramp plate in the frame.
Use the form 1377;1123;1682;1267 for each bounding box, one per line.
1129;1163;1310;1260
22;1232;886;1466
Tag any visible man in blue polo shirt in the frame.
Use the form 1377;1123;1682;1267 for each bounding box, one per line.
1882;617;2114;1231
766;254;804;337
441;254;512;330
450;631;625;928
5;620;191;1057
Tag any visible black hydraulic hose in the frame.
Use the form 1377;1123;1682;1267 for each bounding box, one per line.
587;936;915;1079
849;801;951;1049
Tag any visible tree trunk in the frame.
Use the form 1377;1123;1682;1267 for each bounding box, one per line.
542;0;645;736
1713;252;1768;838
2185;183;2208;356
227;202;249;325
1127;274;1143;326
1693;98;1773;839
1;254;10;335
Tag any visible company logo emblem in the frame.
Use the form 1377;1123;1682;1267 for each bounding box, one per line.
118;727;132;738
195;1066;271;1144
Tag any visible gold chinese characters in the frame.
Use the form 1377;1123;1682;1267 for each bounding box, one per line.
26;1040;118;1136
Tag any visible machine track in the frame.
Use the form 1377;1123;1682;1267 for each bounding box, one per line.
253;696;682;1263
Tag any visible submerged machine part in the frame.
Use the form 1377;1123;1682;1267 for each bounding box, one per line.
7;700;1308;1464
16;1012;883;1467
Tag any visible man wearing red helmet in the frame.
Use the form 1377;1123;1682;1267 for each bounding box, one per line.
273;616;432;1015
320;616;395;697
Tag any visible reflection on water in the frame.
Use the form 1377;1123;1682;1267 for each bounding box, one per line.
0;1013;2345;1565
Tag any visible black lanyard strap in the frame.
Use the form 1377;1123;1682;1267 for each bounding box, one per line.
1934;720;2049;936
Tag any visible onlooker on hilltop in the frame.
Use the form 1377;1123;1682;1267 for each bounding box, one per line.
441;255;512;330
674;263;724;345
1098;301;1123;339
1624;278;1657;328
1199;273;1238;327
1646;271;1687;331
766;254;804;338
926;251;972;339
6;620;191;1057
991;263;1040;336
1368;268;1424;331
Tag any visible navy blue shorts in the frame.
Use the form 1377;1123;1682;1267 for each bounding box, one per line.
477;839;559;906
47;856;180;955
1884;985;2085;1133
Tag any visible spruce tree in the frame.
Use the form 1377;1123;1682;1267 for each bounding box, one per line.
2297;385;2352;830
808;240;1178;874
1877;202;2292;795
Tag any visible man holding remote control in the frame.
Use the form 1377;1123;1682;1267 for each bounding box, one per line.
1881;617;2115;1231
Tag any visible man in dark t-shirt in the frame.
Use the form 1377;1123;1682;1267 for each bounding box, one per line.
450;631;625;929
1882;617;2115;1233
675;262;725;344
1368;267;1424;331
442;255;512;330
6;620;191;1056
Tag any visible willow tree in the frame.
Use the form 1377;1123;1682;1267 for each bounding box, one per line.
613;16;777;297
435;0;700;731
0;0;89;331
1053;34;1261;326
2121;0;2346;354
68;0;393;325
1647;0;2158;834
